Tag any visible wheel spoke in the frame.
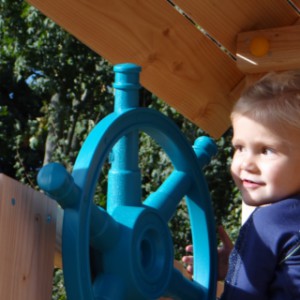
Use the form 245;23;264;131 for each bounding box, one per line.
164;267;206;300
143;170;192;221
89;205;120;251
107;132;142;213
93;274;125;300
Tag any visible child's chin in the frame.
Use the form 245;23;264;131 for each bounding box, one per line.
242;195;261;206
243;200;258;207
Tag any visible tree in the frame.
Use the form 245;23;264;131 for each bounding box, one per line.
0;0;114;184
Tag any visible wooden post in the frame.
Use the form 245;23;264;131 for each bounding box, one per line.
0;174;57;300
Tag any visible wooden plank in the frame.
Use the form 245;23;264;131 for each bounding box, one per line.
26;0;243;137
173;0;298;55
54;207;63;269
290;0;300;11
237;23;300;73
0;174;57;300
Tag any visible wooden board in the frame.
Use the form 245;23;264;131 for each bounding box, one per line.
26;0;243;138
237;23;300;73
25;0;300;137
173;0;298;55
0;174;57;300
290;0;300;10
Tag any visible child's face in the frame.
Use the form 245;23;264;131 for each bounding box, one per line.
231;114;300;206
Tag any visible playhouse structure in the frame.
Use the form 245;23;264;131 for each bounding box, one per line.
1;0;300;299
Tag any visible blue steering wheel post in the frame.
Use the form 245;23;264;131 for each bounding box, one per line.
37;63;218;300
107;64;142;213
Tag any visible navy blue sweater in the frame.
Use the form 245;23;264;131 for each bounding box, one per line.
221;196;300;300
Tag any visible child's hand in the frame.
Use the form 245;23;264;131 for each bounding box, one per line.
182;245;194;275
181;226;233;280
217;226;233;280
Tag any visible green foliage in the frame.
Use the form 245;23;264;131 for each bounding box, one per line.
0;0;114;183
52;269;67;300
0;1;242;298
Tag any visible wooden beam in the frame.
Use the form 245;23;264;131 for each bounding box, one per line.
290;0;300;10
172;0;298;56
237;23;300;73
0;174;57;300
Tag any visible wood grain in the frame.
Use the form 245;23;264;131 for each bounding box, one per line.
237;23;300;73
172;0;298;55
25;0;300;137
0;174;57;300
290;0;300;11
26;0;243;137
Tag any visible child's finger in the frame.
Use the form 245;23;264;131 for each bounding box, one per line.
218;226;233;250
185;244;193;253
182;255;193;265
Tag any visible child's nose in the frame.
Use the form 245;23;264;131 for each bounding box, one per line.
241;154;256;171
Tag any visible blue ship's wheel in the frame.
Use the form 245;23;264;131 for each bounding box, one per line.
38;64;217;300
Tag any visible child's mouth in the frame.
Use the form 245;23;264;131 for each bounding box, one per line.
242;179;262;189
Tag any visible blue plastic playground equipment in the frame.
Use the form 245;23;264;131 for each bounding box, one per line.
37;63;218;300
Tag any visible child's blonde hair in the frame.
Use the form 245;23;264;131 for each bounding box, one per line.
231;70;300;130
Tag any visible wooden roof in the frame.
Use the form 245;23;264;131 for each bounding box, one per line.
26;0;300;137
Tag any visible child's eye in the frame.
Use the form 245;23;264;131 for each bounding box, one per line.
233;144;243;152
262;147;275;155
